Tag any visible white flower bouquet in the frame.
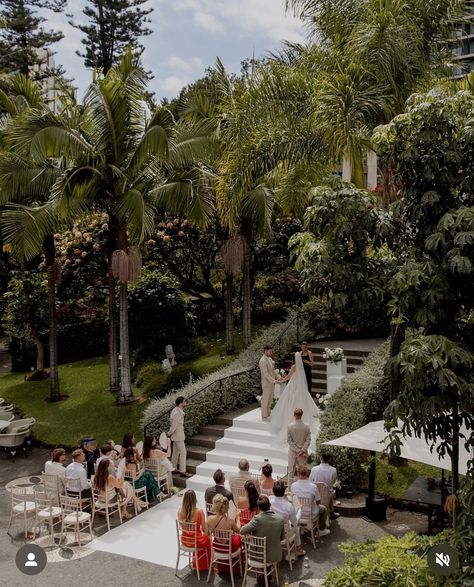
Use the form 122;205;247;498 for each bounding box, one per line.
274;368;287;378
322;347;345;363
314;393;329;410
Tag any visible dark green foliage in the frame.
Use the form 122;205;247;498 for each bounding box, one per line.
290;177;393;334
127;268;196;357
324;531;457;587
0;0;66;79
68;0;153;73
315;341;390;486
2;272;48;342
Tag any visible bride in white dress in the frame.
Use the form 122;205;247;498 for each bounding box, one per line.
270;351;320;448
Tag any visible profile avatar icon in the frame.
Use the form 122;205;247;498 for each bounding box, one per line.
25;553;38;567
15;544;47;575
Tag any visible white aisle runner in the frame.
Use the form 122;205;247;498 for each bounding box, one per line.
89;407;289;568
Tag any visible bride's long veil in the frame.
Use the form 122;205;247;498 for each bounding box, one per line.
293;351;308;393
270;351;320;447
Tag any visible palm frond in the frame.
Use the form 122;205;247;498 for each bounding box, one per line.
112;188;155;244
0;202;59;262
0;154;60;204
151;166;216;230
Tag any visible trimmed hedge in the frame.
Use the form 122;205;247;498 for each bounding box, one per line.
315;340;390;486
142;313;311;439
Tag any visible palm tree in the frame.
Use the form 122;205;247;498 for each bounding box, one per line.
0;75;69;400
4;51;214;403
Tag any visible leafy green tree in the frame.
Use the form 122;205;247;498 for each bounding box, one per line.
289;177;393;334
2;271;48;371
374;90;474;537
68;0;153;74
0;0;66;79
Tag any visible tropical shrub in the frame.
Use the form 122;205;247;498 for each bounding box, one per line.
315;340;390;485
142;313;311;438
324;531;457;587
128;268;196;357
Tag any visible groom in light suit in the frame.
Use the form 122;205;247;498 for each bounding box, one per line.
259;345;277;420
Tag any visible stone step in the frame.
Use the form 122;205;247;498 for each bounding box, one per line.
186;446;209;461
186;458;203;475
215;437;288;461
199;424;227;438
186;434;219;449
224;426;274;444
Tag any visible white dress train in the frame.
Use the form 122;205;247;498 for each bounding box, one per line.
270;351;320;449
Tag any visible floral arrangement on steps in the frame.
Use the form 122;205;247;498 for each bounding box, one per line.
142;313;311;439
322;347;345;363
314;393;330;411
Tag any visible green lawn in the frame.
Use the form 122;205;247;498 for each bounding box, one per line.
0;357;146;447
373;454;441;499
0;334;241;447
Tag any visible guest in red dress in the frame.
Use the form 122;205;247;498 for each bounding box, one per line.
178;489;211;571
207;494;242;575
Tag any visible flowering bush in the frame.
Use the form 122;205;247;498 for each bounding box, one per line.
274;368;287;378
323;347;345;363
314;393;330;410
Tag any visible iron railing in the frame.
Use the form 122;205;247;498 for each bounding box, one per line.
143;311;308;437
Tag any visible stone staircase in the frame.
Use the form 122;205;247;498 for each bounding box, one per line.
171;407;252;488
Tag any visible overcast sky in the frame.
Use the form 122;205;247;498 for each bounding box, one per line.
43;0;305;101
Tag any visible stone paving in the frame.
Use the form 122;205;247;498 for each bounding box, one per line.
0;447;432;587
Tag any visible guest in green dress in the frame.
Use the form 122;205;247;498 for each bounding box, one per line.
123;447;159;502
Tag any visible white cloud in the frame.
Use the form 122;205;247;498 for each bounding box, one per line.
165;0;304;43
166;55;203;73
159;75;188;96
193;11;226;33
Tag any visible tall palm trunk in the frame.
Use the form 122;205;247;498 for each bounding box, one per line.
20;270;44;372
116;219;133;403
352;148;365;189
241;218;252;348
107;216;119;392
118;281;133;401
43;234;60;401
225;272;235;354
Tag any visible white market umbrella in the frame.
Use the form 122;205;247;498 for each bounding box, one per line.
322;420;472;476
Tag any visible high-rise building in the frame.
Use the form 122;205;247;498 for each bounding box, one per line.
453;2;474;77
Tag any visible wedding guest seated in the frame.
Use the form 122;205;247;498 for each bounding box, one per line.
270;481;305;557
240;495;284;585
104;439;121;465
259;463;276;496
82;437;99;479
229;458;260;494
237;480;259;523
96;445;118;477
44;448;67;480
93;459;141;520
65;449;92;498
143;435;173;473
207;494;241;575
291;465;329;536
309;452;340;519
124;447;159;502
120;432;142;461
177;489;211;572
205;469;234;506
